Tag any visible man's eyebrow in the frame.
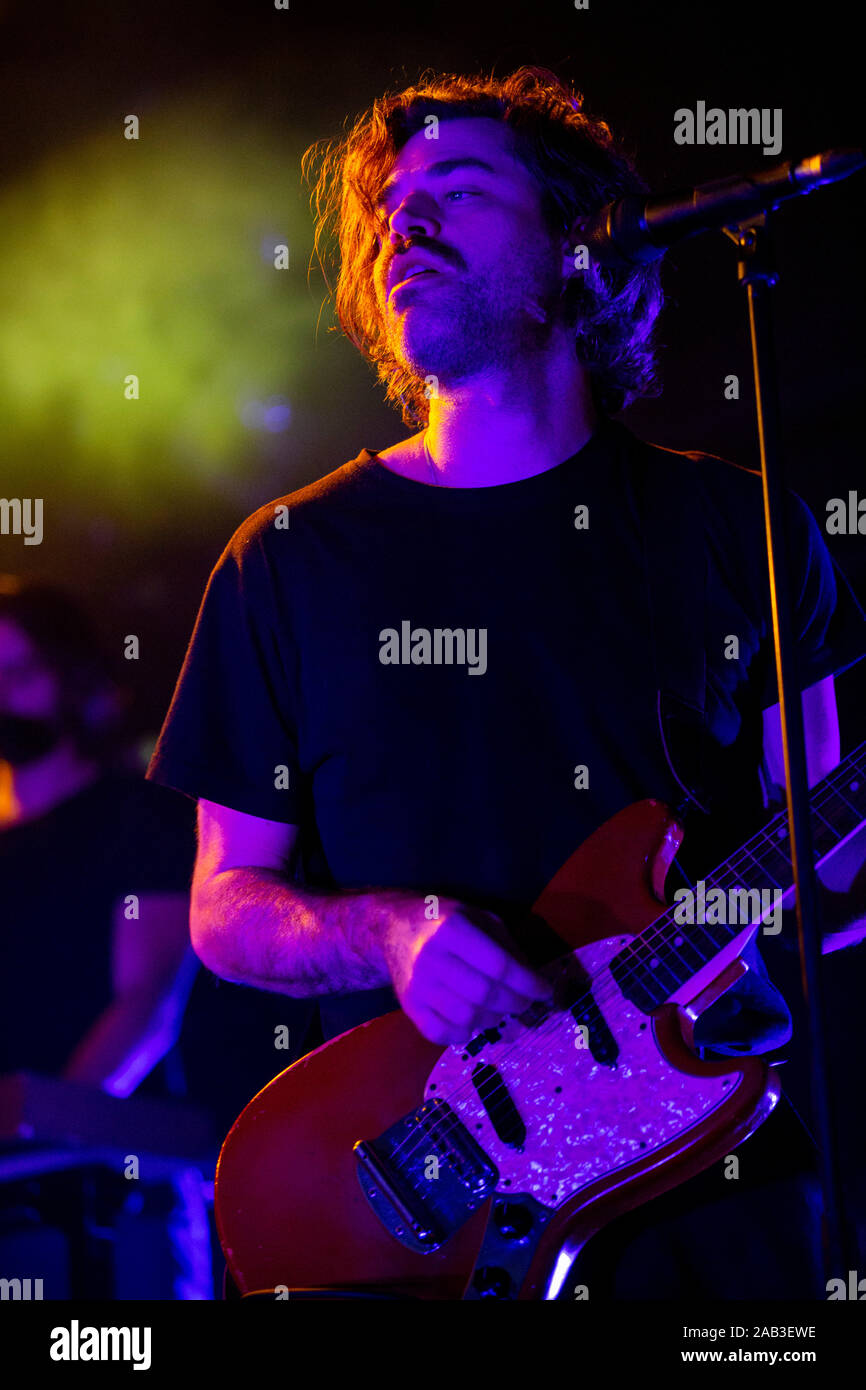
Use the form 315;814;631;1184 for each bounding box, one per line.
375;157;500;210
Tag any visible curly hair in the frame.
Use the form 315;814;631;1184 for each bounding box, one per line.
303;66;665;426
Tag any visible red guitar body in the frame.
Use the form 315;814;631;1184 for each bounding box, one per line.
214;799;780;1299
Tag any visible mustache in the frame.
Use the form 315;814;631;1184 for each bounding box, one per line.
385;236;464;278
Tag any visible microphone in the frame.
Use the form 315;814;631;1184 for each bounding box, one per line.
575;148;865;268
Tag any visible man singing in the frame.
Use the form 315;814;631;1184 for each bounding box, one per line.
147;68;866;1298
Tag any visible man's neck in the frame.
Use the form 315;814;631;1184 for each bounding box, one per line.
426;391;598;488
380;343;599;487
0;744;101;828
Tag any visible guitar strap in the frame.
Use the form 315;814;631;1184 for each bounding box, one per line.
624;428;714;819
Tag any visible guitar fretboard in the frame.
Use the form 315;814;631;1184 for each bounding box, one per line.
610;739;866;1011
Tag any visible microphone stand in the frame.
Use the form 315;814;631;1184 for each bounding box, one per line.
721;212;852;1283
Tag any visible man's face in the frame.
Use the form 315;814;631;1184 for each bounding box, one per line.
371;117;568;390
0;618;66;765
0;620;59;720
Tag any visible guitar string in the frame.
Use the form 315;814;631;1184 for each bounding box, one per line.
404;741;866;1119
382;747;866;1175
381;751;866;1178
379;743;866;1180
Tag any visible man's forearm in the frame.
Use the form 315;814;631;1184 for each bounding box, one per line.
192;866;398;995
770;885;866;955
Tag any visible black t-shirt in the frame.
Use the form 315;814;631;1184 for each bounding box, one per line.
0;772;196;1078
146;416;866;1040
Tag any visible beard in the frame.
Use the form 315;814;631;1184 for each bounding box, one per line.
384;244;566;392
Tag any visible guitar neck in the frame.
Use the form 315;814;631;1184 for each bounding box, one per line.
611;738;866;1011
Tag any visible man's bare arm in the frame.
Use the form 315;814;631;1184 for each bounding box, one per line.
190;799;550;1044
194;867;399;995
61;892;198;1096
760;674;840;796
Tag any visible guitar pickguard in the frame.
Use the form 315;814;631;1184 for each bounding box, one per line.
424;936;741;1211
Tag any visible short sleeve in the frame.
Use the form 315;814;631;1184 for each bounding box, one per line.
146;524;305;823
758;488;866;710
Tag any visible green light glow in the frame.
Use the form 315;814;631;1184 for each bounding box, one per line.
0;95;315;517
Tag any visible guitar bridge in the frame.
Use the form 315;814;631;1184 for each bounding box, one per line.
354;1099;498;1253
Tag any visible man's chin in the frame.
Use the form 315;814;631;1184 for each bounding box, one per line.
394;328;483;385
394;358;478;395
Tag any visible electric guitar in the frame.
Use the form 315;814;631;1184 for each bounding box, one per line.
214;742;866;1299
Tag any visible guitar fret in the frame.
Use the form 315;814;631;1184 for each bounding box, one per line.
638;951;680;993
813;822;839;856
813;806;834;832
613;738;866;1006
818;785;861;838
753;841;793;887
733;847;782;889
666;933;706;973
832;785;862;817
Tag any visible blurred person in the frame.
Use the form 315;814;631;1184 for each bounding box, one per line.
0;575;320;1297
0;575;204;1297
0;576;198;1094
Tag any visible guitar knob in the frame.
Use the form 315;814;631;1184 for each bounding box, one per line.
472;1266;512;1298
493;1201;533;1241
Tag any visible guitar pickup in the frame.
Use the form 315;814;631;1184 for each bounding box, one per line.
354;1099;498;1253
471;1062;526;1149
571;995;620;1067
465;1026;502;1056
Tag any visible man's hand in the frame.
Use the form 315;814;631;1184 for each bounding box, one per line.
380;893;553;1046
192;803;557;1021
